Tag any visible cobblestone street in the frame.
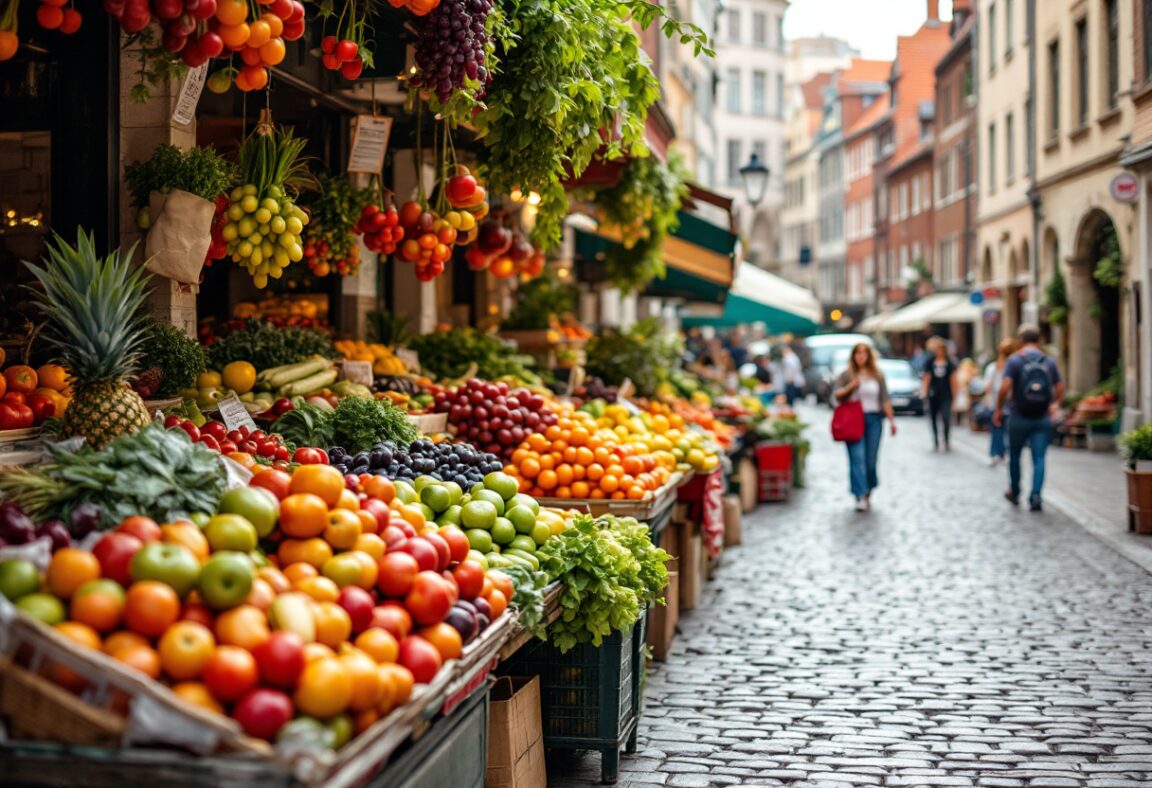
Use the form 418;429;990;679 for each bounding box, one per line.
549;410;1152;787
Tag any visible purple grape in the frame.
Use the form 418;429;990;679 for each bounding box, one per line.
410;0;493;103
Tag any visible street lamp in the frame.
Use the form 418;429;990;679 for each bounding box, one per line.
739;152;770;207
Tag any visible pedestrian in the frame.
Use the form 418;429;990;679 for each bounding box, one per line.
994;324;1064;511
920;337;957;451
778;344;805;405
982;338;1018;466
834;343;898;512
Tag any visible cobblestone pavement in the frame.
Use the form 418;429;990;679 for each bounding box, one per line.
547;410;1152;787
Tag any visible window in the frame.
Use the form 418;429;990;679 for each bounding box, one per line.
752;12;767;46
912;241;922;266
922;173;931;211
1005;0;1014;56
776;73;785;117
1106;0;1118;108
726;68;741;113
899;183;909;219
988;122;997;191
752;71;767;115
1076;18;1088;127
1049;40;1061;136
1006;112;1015;182
777;16;786;51
911;177;921;216
988;3;996;72
1145;0;1152;82
726;139;743;185
727;8;740;43
940;85;953;125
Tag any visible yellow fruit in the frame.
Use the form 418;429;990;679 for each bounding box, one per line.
222;361;257;394
197;371;223;388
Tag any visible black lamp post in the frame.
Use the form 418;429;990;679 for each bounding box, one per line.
739;152;770;207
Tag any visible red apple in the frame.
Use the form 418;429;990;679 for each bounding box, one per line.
93;532;144;587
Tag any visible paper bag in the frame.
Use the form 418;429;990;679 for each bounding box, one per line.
486;676;546;788
144;188;214;284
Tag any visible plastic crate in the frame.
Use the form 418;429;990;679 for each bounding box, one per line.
758;469;793;502
501;619;645;784
755;441;794;472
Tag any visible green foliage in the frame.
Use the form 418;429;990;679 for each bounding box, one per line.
271;403;337;449
755;417;809;444
910;258;932;284
596;153;689;292
207;319;337;371
408;328;540;382
138;320;206;397
585;318;683;397
1094;226;1124;289
1045;264;1070;326
501;272;580;331
366;311;413;348
1121;423;1152;464
536;513;670;652
330;396;418;453
124;144;237;206
0;423;227;529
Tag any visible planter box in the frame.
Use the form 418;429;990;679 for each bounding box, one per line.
1127;468;1152;534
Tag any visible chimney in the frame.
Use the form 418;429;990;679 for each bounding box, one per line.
926;0;939;21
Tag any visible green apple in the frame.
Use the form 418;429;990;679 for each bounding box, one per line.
507;494;540;515
465;528;493;554
531;522;552;546
0;558;40;601
483;472;519;501
509;535;537;554
461;500;498;530
204;514;259;553
16;593;66;625
197;551;254;609
471;489;505;516
420;484;451;514
436;505;463;527
130;542;201;597
506;505;537;535
490;518;516;546
217;486;279;537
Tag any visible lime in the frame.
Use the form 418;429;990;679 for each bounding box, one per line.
484;471;519;501
417;503;437;523
442;481;464;507
420;484;451;514
491;518;517;545
16;593;66;625
509;535;537;554
507;494;540;515
531;522;552;546
506;505;538;535
461;500;498;530
467;550;489;571
393;481;417;504
465;528;493;553
437;505;463;526
472;489;505;516
470;483;485;496
413;475;438;492
0;558;41;601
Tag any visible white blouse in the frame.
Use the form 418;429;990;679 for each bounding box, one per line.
857;375;881;413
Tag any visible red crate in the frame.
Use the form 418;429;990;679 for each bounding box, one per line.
755;442;793;472
757;469;793;502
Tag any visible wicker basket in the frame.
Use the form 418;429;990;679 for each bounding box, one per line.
0;655;125;746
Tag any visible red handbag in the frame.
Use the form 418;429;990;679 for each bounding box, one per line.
831;399;865;442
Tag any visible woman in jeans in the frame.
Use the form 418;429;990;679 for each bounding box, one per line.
982;339;1018;466
920;338;957;451
835;343;897;512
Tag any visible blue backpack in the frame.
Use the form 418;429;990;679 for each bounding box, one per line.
1014;352;1054;418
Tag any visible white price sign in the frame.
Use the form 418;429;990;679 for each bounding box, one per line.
347;116;394;174
340;360;374;386
172;65;208;126
217;393;258;433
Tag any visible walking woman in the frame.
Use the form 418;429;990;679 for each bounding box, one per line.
834;343;898;512
982;339;1018;465
921;338;957;451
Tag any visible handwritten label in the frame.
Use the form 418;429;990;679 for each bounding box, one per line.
347;116;394;174
217;394;258;433
340;360;374;386
565;365;586;397
395;349;420;373
172;66;207;126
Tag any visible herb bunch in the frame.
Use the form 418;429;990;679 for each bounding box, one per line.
124;144;237;207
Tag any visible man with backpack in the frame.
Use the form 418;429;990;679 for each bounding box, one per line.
993;324;1065;511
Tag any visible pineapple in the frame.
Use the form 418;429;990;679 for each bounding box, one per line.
24;231;153;448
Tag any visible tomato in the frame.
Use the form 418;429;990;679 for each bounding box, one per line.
112;644;162;679
418;622;463;661
290;465;344;507
341;647;383;711
27;392;55;422
123;580;180;637
279;493;329;538
172;681;224;714
370;603;413;640
487;570;515;603
215;604;270;651
251;468;292;500
376;552;420;598
397;635;443;684
324;508;362;550
292;447;329;466
103;631;149;655
250;630;305;688
180;601;216;628
46;548;101;599
0;402;33;430
117;515;162;543
355;628;399;664
449;560;485;601
486;587;508;619
158;621;216;681
202;645;259;702
313;600;352;647
233;687;294;740
393;538;438;573
405;571;454;626
436;525;470;564
279;536;333;569
246;577;276;610
4;365;37;395
294;657;353;718
377;664;415;713
418;533;451;572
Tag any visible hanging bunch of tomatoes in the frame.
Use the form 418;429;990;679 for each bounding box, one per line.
0;0;18;61
354;180;403;257
314;0;378;80
35;0;83;35
464;220;543;280
385;0;437;15
301;176;369;278
203;195;230;269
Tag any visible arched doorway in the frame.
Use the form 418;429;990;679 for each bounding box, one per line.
1070;209;1123;392
980;246;994;284
1040;226;1066;367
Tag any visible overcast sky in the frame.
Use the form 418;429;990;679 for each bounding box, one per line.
783;0;955;60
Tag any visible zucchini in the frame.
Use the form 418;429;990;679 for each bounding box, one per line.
279;368;339;396
261;356;333;389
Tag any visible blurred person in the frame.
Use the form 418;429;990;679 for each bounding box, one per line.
982;339;1018;466
994;324;1064;512
920;337;957;451
834;343;898;512
777;344;805;405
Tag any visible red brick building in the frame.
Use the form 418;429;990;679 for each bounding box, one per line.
844;93;889;308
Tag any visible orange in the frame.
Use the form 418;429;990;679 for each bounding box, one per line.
538;454;555;471
555;486;572;499
313;601;352;646
103;631;149;655
279;537;334;569
600;475;619;494
586;463;604;481
159;621;216;680
290;464;346;507
35;364;69;391
355;628;399;664
124;581;180;637
342;647;383;711
295;657;353;718
280;493;329;538
112;644;162;679
362;476;395;502
575;447;595;466
555;464;574;486
46;548;101;599
537;470;558;491
526;433;548;452
571;481;590;498
418;622;462;661
627;485;646;500
172;681;225;714
215;604;270;650
519;457;540;479
569;427;590;446
544;425;561;441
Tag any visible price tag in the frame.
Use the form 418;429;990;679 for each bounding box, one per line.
395;349;420;373
565;365;586;397
347;116;394;174
217;393;258;433
172;65;208;126
340;360;374;386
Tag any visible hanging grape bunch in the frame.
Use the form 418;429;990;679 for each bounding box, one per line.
409;0;493;105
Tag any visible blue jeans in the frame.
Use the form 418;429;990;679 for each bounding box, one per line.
989;423;1006;458
1007;414;1051;499
846;413;884;498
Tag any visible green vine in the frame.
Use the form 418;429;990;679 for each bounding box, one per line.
1093;225;1124;289
1045;263;1069;326
594;152;688;292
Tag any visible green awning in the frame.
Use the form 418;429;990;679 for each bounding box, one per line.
680;263;823;335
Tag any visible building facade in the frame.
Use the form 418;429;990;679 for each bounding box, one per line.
712;0;790;266
843;93;889;313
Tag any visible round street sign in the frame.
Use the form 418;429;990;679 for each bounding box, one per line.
969;291;985;305
1111;172;1139;204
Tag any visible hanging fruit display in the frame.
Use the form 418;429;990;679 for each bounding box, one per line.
408;0;494;107
223;127;311;289
203;194;230;269
0;0;17;61
394;200;451;282
36;0;83;34
465;220;543;280
385;0;438;16
301;175;369;277
354;187;403;257
315;0;383;81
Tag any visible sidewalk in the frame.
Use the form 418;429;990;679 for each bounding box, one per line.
947;419;1152;572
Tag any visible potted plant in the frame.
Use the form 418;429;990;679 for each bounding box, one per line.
1120;423;1152;534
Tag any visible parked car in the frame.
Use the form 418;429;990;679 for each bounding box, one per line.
804;333;876;403
879;358;924;415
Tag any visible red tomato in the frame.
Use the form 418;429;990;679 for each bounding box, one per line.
405;571;454;626
232;687;294;740
450;560;486;600
293;447;329;465
376;552;420;598
0;402;33;430
397;635;443;684
436;525;470;564
394;538;438;573
202;645;259;702
250;630;306;688
369;603;413;640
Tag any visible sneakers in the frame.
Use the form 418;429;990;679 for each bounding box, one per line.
854;498;867;512
1004;490;1019;506
1029;494;1043;512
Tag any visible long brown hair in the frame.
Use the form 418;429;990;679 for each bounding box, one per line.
848;342;882;379
997;338;1018;363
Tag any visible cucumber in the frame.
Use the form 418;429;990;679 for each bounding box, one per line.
503;549;540;570
262;356;333;389
279;368;339;396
